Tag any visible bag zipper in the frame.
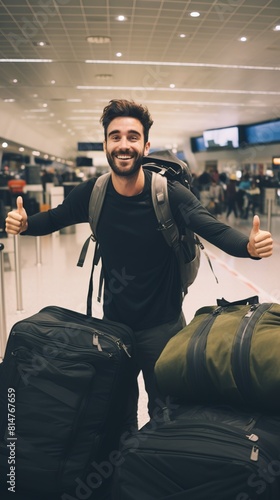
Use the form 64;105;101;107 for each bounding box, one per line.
186;306;223;397
231;303;272;401
10;320;131;358
136;421;277;476
41;306;133;357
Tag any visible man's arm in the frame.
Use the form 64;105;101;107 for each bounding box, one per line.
6;179;94;236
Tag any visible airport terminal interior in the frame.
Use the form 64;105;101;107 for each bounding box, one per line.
0;1;280;497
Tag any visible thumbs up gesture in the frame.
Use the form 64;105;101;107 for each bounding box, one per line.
5;196;28;235
247;215;273;258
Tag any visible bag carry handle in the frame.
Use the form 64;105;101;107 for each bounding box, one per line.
216;296;259;307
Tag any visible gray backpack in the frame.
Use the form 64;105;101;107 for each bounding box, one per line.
78;151;214;316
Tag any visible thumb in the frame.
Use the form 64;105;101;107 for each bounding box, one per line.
252;214;260;234
16;196;24;212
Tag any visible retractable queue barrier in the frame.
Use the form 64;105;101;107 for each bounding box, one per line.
0;242;7;359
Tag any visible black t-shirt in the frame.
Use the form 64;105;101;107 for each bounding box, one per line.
24;170;251;330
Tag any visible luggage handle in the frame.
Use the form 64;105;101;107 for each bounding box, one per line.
216;296;259;308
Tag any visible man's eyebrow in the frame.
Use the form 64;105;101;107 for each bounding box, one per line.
108;129;141;137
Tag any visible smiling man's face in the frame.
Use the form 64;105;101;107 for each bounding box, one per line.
104;116;150;177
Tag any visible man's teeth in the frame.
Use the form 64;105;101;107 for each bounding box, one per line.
116;155;133;159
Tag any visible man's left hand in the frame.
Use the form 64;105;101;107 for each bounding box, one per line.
247;215;273;258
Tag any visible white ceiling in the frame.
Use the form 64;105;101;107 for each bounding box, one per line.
0;0;280;161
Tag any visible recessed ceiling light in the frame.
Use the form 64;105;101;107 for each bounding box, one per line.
3;98;15;102
179;33;187;38
170;83;176;88
12;79;18;84
190;11;200;18
273;25;280;31
2;142;8;148
51;80;56;84
239;36;247;42
116;15;127;22
86;36;111;44
0;58;52;62
116;52;122;57
19;147;25;152
33;41;49;47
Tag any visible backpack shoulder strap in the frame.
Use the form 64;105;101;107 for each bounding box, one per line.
77;172;111;316
89;172;111;239
77;172;111;268
151;172;179;248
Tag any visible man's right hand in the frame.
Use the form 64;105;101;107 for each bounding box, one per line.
5;196;28;235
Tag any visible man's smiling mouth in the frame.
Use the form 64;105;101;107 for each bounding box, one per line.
115;155;134;160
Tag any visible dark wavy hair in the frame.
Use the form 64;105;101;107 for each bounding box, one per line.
100;99;154;144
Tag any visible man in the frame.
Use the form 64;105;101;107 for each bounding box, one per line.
6;99;273;424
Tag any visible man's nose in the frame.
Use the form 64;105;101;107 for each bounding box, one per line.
119;136;130;149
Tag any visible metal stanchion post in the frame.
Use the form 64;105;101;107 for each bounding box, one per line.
13;235;24;312
267;199;272;233
36;236;42;266
0;243;7;359
265;188;275;233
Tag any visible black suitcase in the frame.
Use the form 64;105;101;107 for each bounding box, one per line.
0;306;134;499
114;404;280;500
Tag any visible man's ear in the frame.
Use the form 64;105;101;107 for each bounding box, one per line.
144;141;150;156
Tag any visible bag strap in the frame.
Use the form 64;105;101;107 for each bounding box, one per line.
152;172;218;288
77;173;110;316
151;172;179;248
89;172;111;239
77;172;111;268
152;172;191;296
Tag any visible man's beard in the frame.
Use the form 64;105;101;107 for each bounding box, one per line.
106;151;144;177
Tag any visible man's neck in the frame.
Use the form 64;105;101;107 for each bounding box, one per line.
111;168;145;197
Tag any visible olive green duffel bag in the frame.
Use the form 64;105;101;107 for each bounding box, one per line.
155;296;280;411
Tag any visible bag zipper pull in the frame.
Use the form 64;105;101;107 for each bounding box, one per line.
117;340;131;358
213;306;223;316
250;445;259;462
246;434;259;462
245;304;258;317
93;333;102;351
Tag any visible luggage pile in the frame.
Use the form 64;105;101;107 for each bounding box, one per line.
1;296;280;499
114;296;280;500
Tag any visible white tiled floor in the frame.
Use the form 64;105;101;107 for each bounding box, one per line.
0;211;279;428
